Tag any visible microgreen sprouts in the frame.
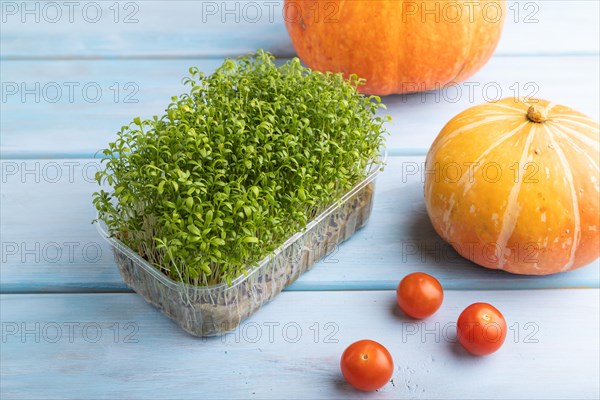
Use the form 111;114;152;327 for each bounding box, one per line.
93;50;388;286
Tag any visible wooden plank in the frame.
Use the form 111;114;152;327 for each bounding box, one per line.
2;156;598;294
1;1;598;60
0;0;295;59
385;55;600;154
495;0;600;56
1;290;598;399
2;56;598;158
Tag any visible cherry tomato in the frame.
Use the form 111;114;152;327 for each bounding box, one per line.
396;272;444;319
340;340;394;391
457;302;507;356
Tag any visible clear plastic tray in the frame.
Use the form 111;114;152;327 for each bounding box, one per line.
96;157;384;336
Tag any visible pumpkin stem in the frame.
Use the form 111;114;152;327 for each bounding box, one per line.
527;105;548;123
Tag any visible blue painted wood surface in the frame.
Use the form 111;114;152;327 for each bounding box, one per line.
1;0;598;60
1;56;599;158
1;290;599;399
1;156;599;293
1;0;599;398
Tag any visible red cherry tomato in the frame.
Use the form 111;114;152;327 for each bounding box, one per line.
340;340;394;391
396;272;444;319
457;302;507;356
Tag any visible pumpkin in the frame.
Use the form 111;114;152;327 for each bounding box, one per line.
284;0;506;95
424;98;600;275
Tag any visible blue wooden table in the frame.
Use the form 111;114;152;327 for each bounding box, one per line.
1;1;599;398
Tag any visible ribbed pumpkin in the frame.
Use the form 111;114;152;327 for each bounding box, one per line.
425;98;600;275
284;0;505;95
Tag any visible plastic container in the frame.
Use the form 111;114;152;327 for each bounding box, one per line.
96;157;384;336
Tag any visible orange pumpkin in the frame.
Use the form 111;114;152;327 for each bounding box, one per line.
284;0;506;95
424;98;600;275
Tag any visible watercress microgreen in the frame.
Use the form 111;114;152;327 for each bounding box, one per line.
93;50;389;286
